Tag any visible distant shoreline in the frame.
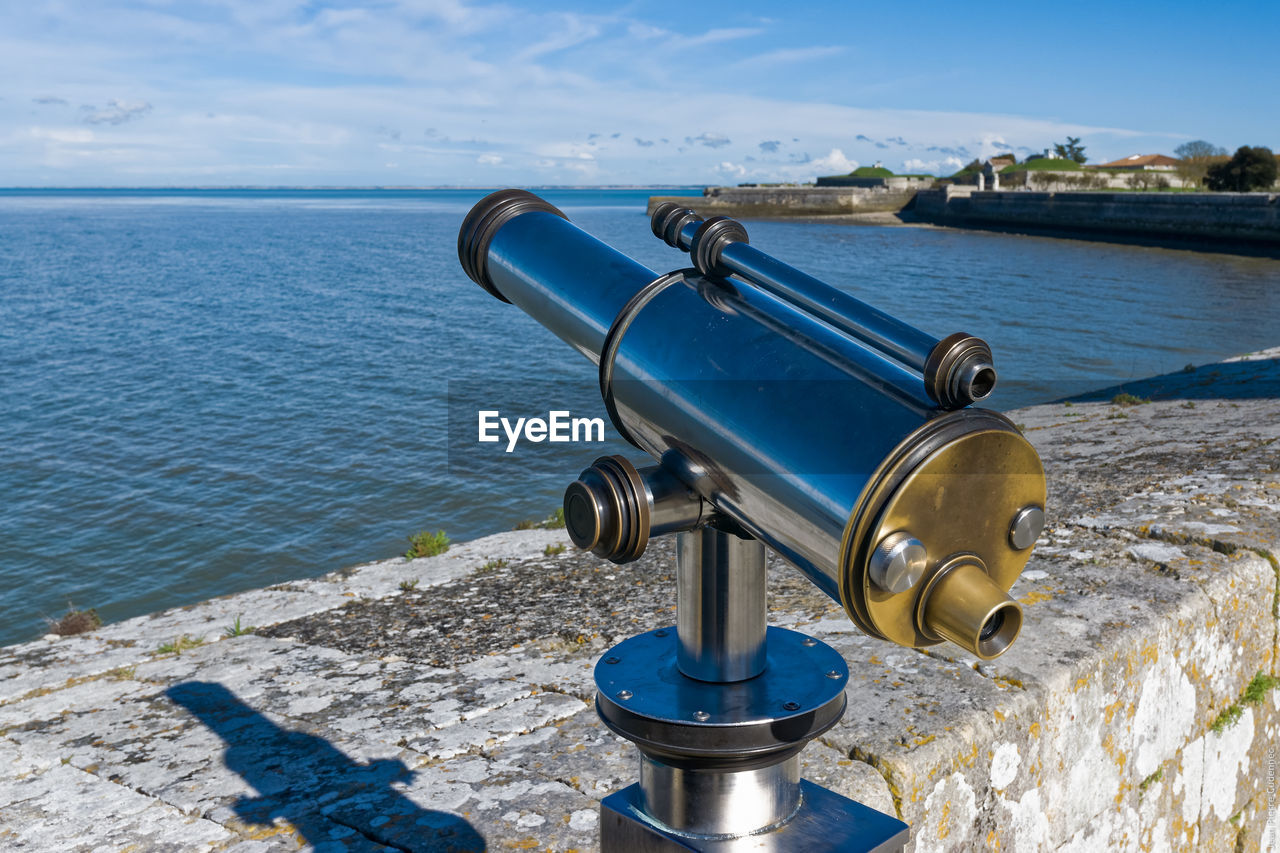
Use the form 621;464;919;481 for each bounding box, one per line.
650;186;1280;256
0;185;708;192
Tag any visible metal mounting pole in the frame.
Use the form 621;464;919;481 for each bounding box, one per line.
594;518;909;852
676;526;766;683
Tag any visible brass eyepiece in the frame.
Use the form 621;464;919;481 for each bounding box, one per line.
916;557;1023;660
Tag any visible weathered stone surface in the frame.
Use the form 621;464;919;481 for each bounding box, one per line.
0;739;236;852
0;529;570;705
0;349;1277;851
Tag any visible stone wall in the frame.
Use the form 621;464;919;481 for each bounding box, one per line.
647;185;918;218
1011;170;1197;191
961;170;1197;192
913;186;1280;247
815;175;935;190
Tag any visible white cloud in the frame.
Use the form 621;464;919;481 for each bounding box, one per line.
977;134;1013;159
902;156;965;174
516;13;602;61
668;27;763;49
476;153;503;165
626;22;666;40
715;148;859;184
0;0;1177;185
687;132;731;149
809;148;857;174
736;45;843;68
534;142;596;160
29;127;95;143
82;99;152;126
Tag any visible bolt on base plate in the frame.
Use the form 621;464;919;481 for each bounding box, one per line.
601;779;908;852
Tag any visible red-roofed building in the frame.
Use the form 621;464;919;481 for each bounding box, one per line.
1095;154;1179;171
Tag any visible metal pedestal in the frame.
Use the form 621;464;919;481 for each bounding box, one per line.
594;527;909;852
601;780;907;852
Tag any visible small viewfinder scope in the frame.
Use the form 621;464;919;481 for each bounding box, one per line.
458;189;1046;661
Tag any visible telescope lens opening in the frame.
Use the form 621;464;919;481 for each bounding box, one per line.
977;603;1021;658
979;610;1004;642
564;484;602;550
970;366;997;400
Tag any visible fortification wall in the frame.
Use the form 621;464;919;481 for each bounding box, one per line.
913;187;1280;246
648;185;917;217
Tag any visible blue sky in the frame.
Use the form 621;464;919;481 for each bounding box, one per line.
3;0;1277;186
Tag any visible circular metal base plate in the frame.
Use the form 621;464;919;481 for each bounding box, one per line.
595;626;848;762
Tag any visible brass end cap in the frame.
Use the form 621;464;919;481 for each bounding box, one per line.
838;411;1045;657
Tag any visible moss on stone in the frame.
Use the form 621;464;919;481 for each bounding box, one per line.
1250;547;1280;618
1210;671;1279;733
1241;671;1279;705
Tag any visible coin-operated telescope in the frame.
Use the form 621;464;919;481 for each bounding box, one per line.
458;191;1046;851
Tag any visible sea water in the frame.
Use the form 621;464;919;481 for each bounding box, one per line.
2;188;1277;646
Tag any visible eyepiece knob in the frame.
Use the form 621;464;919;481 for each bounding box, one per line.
923;333;997;409
563;456;650;564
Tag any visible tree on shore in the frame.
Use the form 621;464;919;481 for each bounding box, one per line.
1053;136;1088;164
1173;140;1227;187
1206;146;1277;192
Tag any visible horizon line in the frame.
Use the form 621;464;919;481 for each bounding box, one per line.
0;184;711;191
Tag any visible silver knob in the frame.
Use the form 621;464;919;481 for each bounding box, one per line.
1009;506;1045;551
869;532;927;594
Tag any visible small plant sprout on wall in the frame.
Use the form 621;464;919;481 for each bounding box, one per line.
156;635;204;656
46;601;102;636
514;508;566;530
406;529;450;559
224;616;255;637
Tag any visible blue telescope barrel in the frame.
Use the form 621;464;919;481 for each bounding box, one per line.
458;190;1045;659
651;202;997;410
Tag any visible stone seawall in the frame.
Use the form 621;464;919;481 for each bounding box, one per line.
648;185;917;218
913;186;1280;248
1;350;1278;851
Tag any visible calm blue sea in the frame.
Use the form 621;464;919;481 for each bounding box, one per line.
2;187;1278;646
